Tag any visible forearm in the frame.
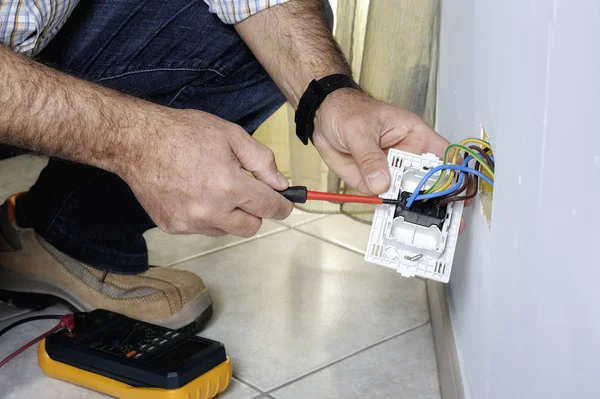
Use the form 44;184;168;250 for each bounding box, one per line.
234;0;351;108
0;44;160;176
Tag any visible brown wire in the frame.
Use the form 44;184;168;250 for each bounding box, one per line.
436;167;471;202
438;145;488;204
468;145;495;169
423;145;493;205
441;172;479;204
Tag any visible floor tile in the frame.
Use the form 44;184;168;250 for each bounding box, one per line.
144;221;287;267
177;230;429;391
0;301;30;322
0;305;260;399
275;207;328;227
296;214;372;254
0;155;47;202
272;324;440;399
218;380;263;399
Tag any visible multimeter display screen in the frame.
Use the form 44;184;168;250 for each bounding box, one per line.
149;339;211;367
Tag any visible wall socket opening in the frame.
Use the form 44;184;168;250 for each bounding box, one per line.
480;127;493;228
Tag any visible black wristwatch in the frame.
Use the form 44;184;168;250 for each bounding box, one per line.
294;74;360;145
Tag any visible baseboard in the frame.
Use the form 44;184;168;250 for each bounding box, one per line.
427;280;465;399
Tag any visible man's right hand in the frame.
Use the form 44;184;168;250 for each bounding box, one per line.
0;45;292;237
121;108;294;237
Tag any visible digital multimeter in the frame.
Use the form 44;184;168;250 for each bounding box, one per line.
37;309;231;399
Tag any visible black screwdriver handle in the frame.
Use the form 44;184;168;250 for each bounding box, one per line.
279;186;308;203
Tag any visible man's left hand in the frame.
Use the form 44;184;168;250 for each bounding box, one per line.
313;88;450;195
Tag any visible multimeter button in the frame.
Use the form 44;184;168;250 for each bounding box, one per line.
139;344;148;350
133;353;144;359
171;333;180;338
164;331;173;337
152;338;161;343
159;339;169;345
147;346;156;352
126;351;137;358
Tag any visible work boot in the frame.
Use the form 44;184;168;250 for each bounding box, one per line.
0;193;213;333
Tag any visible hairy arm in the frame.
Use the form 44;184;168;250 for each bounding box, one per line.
0;44;158;176
235;0;451;198
234;0;351;107
0;44;293;236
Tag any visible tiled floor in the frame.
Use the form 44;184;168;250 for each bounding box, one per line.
0;156;441;398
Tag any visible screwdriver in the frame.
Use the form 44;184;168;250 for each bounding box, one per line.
278;186;399;205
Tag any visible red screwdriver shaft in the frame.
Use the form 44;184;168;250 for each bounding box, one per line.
306;190;384;205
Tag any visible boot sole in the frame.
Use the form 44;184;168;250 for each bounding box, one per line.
0;268;213;334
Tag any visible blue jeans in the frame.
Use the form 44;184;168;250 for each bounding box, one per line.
12;0;333;274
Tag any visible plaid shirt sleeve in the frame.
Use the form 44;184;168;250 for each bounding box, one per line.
203;0;291;24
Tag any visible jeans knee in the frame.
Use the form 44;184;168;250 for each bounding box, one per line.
322;0;334;32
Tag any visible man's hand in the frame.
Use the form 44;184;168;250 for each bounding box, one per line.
235;1;450;195
311;88;467;233
0;44;292;237
312;88;450;195
123;108;293;237
235;1;466;232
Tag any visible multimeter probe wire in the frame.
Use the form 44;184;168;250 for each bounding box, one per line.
0;314;63;338
0;313;74;369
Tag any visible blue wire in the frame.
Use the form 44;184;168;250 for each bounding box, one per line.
411;164;494;204
406;159;494;207
414;155;476;201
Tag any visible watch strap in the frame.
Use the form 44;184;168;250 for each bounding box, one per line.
294;74;360;145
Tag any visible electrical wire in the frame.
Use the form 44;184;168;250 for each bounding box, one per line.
441;176;476;204
425;139;494;195
414;162;479;202
405;163;493;207
414;155;479;205
467;145;495;169
442;172;479;204
458;138;493;152
0;314;73;369
426;143;494;194
0;315;62;339
426;145;493;204
439;158;480;204
441;142;494;183
436;145;490;203
436;170;472;203
0;324;63;368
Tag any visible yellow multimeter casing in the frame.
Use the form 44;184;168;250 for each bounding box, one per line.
37;309;232;399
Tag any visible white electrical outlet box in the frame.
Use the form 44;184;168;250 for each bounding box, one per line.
365;149;464;283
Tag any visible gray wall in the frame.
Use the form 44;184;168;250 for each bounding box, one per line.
437;0;600;398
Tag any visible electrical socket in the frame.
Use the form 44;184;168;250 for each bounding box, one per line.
365;149;464;283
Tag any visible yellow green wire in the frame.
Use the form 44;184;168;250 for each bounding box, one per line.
459;138;493;151
425;142;494;194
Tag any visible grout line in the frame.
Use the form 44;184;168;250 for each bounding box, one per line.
164;226;290;268
291;221;427;284
0;307;32;323
290;227;367;257
262;320;431;394
272;214;329;229
232;375;267;395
